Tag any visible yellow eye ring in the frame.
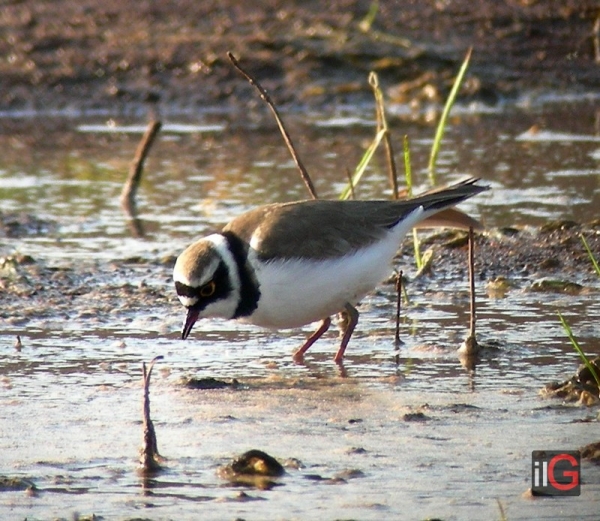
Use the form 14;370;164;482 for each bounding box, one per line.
200;281;216;297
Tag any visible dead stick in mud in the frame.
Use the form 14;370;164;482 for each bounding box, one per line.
394;271;403;348
468;227;476;339
369;72;399;199
227;52;318;200
459;227;480;356
139;355;165;475
120;120;162;212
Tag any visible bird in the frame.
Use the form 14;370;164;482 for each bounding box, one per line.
173;177;488;364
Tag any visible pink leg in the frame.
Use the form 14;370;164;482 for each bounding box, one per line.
333;303;359;365
293;317;331;362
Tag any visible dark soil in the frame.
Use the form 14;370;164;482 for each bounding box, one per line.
418;222;600;283
1;0;599;113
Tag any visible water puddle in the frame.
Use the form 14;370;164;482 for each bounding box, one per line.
1;98;599;519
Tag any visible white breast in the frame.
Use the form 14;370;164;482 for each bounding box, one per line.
244;208;422;329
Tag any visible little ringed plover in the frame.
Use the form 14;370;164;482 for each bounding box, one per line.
173;177;488;364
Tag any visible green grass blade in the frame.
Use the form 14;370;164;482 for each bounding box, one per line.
403;134;423;269
412;229;423;270
558;312;600;390
340;127;386;200
581;234;600;277
428;47;472;184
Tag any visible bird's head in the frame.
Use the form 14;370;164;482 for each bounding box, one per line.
173;235;239;339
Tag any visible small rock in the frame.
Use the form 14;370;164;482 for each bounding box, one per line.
486;276;513;298
345;447;367;455
0;476;37;492
581;441;600;462
540;220;578;233
282;457;304;469
539;257;561;270
218;450;285;490
334;468;365;480
577;357;600;385
402;412;430;422
228;450;285;478
181;377;238;390
529;278;583;295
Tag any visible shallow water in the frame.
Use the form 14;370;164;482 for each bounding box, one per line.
1;97;599;520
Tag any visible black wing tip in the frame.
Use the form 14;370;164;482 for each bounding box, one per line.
411;176;489;214
450;176;490;191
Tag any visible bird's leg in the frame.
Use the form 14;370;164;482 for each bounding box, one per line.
333;303;359;364
293;317;332;362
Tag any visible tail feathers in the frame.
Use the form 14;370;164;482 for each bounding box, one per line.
410;177;488;228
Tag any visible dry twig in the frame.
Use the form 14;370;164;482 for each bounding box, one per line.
459;227;480;356
120;120;162;213
468;226;476;339
394;271;403;348
369;72;399;199
139;355;165;475
227;52;318;200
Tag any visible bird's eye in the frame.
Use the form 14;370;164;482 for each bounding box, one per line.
200;281;216;297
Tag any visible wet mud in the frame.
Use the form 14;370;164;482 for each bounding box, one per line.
541;356;600;406
1;219;598;327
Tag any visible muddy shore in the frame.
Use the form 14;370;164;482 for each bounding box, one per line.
1;222;599;331
1;0;599;113
1;3;600;519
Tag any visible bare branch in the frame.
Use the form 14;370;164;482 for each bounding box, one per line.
394;271;403;348
468;226;476;338
369;72;399;199
121;120;162;212
227;52;318;200
139;355;165;475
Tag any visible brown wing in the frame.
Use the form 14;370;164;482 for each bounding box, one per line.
223;177;487;261
223;199;425;261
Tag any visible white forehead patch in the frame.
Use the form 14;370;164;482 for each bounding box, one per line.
173;232;241;301
173;233;243;320
178;295;198;307
173;255;220;288
173;233;227;288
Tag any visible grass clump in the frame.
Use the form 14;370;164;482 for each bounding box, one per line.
558;312;600;394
